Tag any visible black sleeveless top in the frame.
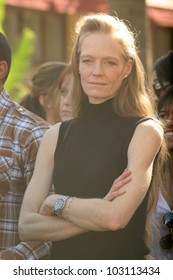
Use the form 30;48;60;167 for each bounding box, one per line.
52;98;150;260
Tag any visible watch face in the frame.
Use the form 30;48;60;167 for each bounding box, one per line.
54;199;64;211
53;196;69;216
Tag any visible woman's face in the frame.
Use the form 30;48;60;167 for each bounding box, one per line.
159;101;173;150
79;32;132;104
59;73;72;121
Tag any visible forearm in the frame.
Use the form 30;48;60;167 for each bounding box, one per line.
19;212;87;242
40;194;114;232
61;197;114;231
60;170;152;232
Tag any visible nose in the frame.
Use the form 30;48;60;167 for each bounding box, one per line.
92;62;103;76
164;116;173;127
64;92;71;105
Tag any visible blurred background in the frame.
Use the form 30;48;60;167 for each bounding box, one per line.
1;0;173;100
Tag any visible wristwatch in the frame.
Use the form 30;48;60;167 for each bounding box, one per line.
53;195;69;217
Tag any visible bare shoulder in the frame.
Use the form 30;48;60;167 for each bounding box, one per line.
43;122;61;141
129;119;164;155
39;122;62;155
135;119;164;143
128;119;164;167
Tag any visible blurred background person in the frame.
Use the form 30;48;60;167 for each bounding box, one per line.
153;50;173;103
147;86;173;259
19;61;67;124
58;65;73;121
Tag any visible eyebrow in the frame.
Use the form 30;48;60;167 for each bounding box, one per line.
80;56;121;64
80;54;119;60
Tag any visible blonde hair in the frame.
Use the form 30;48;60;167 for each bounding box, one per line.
71;13;154;118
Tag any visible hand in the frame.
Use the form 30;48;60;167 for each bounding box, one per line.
39;194;59;216
104;169;131;201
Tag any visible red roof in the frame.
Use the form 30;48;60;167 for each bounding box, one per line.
5;0;108;14
147;7;173;27
146;0;173;27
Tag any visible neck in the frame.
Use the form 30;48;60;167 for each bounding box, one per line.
88;96;114;104
45;110;60;125
46;114;56;125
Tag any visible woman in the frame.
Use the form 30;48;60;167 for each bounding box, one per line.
19;13;164;260
148;87;173;259
19;61;67;124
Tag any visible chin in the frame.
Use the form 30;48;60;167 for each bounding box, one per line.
62;114;72;121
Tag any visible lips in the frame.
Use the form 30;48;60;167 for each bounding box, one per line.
62;110;71;115
61;110;72;121
88;81;107;86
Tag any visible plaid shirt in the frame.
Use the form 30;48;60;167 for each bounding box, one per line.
0;89;51;259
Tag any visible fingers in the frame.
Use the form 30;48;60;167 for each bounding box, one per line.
111;176;131;192
104;189;126;201
103;169;131;201
113;169;131;184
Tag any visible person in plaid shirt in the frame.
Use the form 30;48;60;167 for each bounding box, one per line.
0;32;51;259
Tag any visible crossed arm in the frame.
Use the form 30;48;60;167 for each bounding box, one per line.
19;120;163;242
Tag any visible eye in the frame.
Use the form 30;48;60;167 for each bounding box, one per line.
60;88;68;97
83;59;93;64
104;60;116;66
159;112;168;120
80;57;94;64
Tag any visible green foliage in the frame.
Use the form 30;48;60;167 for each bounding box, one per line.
6;28;36;100
0;0;36;101
0;0;5;32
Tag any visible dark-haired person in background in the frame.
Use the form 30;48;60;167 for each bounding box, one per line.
0;32;51;259
153;50;173;102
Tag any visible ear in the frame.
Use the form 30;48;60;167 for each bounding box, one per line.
39;95;53;109
0;61;8;81
124;59;133;77
38;95;46;107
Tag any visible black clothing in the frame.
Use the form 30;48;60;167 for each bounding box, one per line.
52;98;150;259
